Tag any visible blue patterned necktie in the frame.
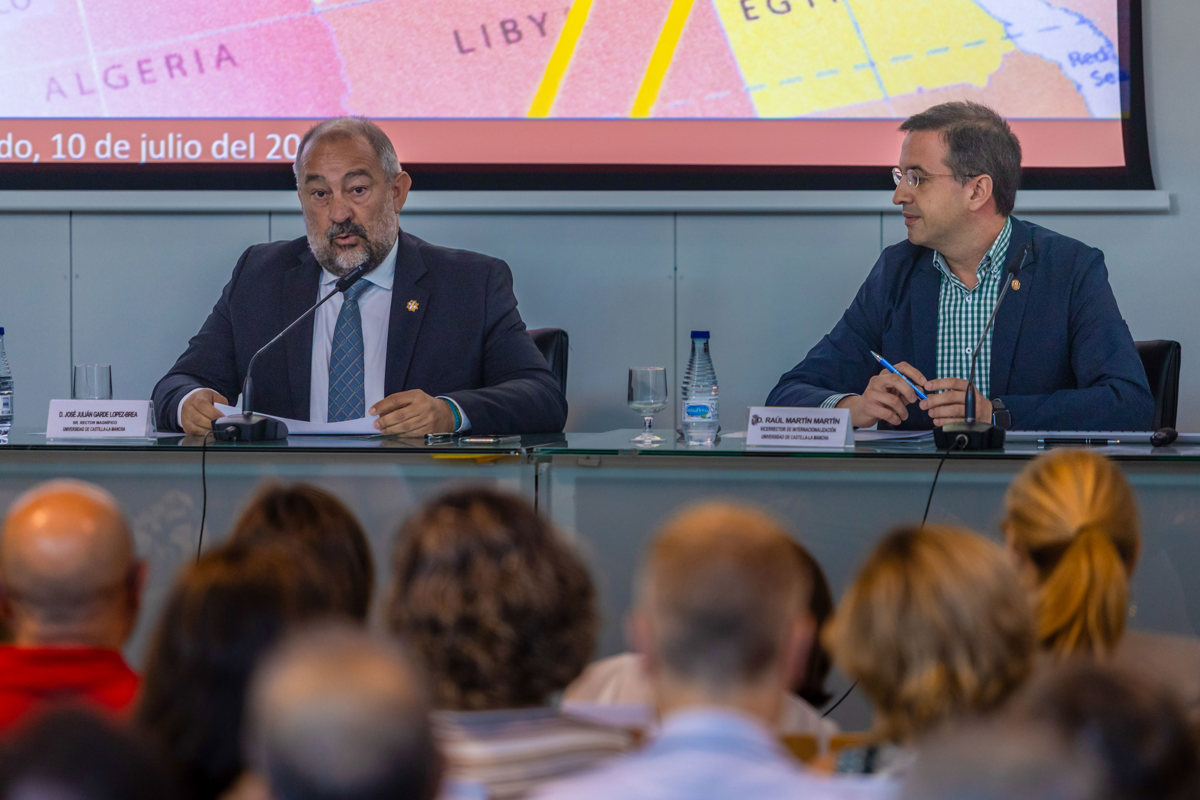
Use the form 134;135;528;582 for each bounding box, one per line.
327;279;370;422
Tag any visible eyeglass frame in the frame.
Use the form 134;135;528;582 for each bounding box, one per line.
891;166;977;189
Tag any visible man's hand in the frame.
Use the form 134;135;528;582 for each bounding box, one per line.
837;362;929;428
370;390;456;436
921;378;992;427
180;389;229;437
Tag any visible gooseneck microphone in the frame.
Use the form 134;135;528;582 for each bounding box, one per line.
933;243;1031;451
212;261;373;442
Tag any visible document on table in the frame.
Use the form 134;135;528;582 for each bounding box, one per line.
214;404;377;435
854;429;935;442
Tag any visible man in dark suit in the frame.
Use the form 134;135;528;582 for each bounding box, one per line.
153;118;566;436
766;102;1152;431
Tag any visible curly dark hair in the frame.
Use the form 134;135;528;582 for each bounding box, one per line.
387;487;597;710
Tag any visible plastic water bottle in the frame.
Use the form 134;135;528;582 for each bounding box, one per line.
681;330;719;446
0;327;12;435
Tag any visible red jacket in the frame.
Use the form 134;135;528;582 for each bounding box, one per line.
0;646;139;730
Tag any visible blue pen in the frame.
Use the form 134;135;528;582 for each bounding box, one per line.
869;351;928;400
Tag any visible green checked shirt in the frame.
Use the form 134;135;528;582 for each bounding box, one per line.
932;217;1012;400
822;217;1012;410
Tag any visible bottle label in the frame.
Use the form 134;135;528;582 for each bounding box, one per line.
0;395;10;416
684;400;717;420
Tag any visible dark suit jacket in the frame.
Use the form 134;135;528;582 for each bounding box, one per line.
766;217;1154;431
153;231;567;434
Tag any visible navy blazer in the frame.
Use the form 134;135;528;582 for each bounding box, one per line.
766;218;1154;431
153;231;567;434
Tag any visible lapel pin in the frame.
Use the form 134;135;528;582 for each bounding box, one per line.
1011;278;1021;291
406;300;420;312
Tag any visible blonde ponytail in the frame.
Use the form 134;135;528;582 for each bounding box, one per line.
1003;450;1139;659
1035;523;1129;658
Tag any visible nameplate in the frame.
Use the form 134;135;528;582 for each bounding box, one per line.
746;406;852;449
46;400;156;439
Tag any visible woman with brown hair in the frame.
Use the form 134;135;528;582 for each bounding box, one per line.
134;542;335;800
229;481;374;622
825;524;1035;777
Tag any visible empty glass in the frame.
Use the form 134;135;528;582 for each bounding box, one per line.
628;366;668;445
73;364;113;400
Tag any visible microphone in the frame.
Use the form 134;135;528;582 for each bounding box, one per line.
212;261;373;441
933;243;1030;451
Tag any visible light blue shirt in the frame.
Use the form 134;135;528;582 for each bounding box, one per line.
310;240;398;424
309;239;467;430
529;707;874;800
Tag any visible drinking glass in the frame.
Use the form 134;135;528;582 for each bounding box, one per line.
73;364;113;400
628;367;668;445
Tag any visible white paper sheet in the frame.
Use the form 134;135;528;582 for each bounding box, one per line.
214;404;377;435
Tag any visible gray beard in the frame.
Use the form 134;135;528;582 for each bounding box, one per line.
308;230;392;277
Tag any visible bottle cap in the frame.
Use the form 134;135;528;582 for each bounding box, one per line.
690;330;709;339
0;327;5;335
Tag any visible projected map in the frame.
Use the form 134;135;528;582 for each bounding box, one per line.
0;0;1121;119
0;0;1125;166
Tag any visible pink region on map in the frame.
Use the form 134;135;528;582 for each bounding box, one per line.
0;5;88;68
0;61;104;117
38;17;346;117
323;0;567;119
551;0;673;118
80;0;312;52
654;0;753;119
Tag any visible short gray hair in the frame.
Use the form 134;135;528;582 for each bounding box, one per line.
246;623;440;800
293;117;401;186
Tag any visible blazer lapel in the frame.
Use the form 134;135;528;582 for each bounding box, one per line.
385;232;430;394
989;218;1034;396
909;249;941;379
282;252;320;419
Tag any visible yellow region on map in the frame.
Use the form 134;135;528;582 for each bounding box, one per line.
712;0;1014;117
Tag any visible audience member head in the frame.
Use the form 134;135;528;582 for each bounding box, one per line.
633;502;809;721
135;541;335;800
900;719;1104;800
790;539;834;708
826;524;1035;745
245;624;440;800
230;482;374;622
0;479;143;649
899;101;1022;216
1002;449;1139;658
387;486;597;710
0;706;173;800
1013;660;1200;800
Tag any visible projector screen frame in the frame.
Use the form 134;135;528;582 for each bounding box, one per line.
0;0;1152;194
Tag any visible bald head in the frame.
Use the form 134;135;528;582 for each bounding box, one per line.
246;625;440;800
0;480;141;646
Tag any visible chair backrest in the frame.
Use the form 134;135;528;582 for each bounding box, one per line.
1135;339;1181;429
528;327;569;394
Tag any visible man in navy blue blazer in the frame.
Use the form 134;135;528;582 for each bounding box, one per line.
153;118;566;437
767;102;1152;432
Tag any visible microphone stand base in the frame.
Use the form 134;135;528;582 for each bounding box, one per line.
211;413;288;442
933;421;1005;451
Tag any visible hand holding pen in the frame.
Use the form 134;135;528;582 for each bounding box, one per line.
870;351;928;399
837;352;931;428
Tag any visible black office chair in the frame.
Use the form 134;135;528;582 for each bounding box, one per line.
528;327;569;394
1135;339;1181;429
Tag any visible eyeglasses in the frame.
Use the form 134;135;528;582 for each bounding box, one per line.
892;167;970;189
